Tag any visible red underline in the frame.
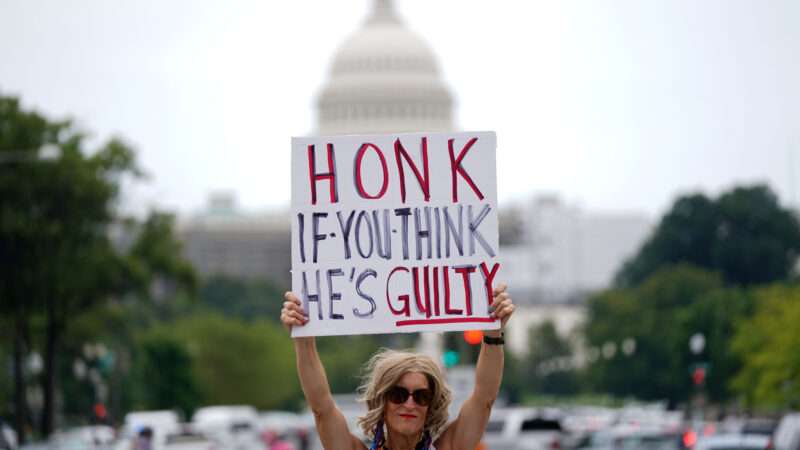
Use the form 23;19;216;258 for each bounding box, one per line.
396;317;498;326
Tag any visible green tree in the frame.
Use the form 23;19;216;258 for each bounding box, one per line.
171;314;300;409
197;276;284;323
524;321;578;396
731;284;800;409
0;94;142;438
616;185;800;287
133;331;200;418
1;94;196;438
584;265;750;404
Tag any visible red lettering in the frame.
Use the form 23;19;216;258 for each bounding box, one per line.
355;143;389;199
454;265;476;316
395;137;431;203
432;266;441;316
307;143;338;205
448;137;484;202
443;266;461;315
479;262;500;306
387;266;411;316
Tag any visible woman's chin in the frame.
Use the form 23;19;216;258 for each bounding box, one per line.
389;421;423;436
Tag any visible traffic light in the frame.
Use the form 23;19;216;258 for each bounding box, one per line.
463;330;483;345
692;367;706;386
443;350;459;368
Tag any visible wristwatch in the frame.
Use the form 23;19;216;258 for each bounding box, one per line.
483;332;505;345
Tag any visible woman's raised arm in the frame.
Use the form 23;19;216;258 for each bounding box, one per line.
436;283;514;450
281;292;363;450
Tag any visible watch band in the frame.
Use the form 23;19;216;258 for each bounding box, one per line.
483;332;505;345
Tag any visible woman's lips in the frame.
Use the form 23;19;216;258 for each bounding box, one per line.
399;414;416;419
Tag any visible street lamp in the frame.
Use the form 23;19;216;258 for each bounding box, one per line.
621;338;637;356
689;333;705;355
74;342;114;423
688;333;707;422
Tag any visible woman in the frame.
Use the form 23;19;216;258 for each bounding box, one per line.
280;283;514;450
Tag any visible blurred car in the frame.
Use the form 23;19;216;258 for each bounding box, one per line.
577;427;682;450
681;421;720;450
619;431;683;450
695;434;769;450
1;421;17;450
740;419;778;438
163;430;216;450
192;406;263;450
773;413;800;450
481;407;564;450
259;411;311;450
720;418;778;438
117;410;182;450
50;425;116;450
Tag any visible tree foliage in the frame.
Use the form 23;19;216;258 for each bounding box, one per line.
1;94;142;438
197;276;284;323
0;94;197;438
615;185;800;287
170;314;300;410
524;321;579;396
731;284;800;409
585;265;750;404
132;330;200;418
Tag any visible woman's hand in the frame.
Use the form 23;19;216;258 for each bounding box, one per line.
489;283;514;327
281;291;308;333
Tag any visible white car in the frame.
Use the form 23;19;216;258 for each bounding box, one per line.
695;434;769;450
1;422;17;450
50;425;116;450
163;430;217;450
192;406;263;450
482;407;564;450
118;410;182;450
774;414;800;450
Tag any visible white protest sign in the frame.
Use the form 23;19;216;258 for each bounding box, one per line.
290;131;501;337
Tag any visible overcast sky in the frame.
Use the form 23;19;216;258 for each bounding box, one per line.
1;0;798;219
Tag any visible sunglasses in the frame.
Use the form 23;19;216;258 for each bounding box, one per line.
385;386;434;407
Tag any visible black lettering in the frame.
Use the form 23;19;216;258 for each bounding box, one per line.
354;268;378;318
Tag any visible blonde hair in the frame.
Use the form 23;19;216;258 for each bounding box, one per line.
357;349;452;441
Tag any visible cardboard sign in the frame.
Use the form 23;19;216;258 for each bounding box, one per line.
290;131;501;337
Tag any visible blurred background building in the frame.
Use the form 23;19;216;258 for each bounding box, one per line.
500;194;651;353
179;192;291;286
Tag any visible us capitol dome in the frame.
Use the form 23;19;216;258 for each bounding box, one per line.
316;0;454;134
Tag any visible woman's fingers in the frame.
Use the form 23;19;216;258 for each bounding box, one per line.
490;298;512;317
489;287;515;326
281;292;307;332
492;282;508;296
284;291;302;305
283;300;305;314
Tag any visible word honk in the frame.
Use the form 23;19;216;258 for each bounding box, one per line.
306;136;485;205
291;131;500;337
